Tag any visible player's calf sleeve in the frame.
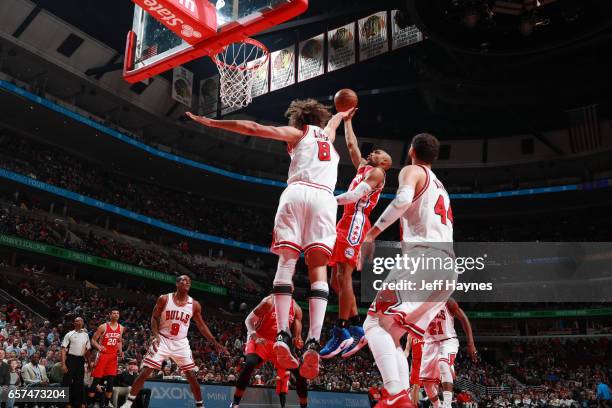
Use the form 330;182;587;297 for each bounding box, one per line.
307;281;329;341
273;253;298;333
395;346;410;391
295;370;308;399
442;391;453;408
279;392;287;408
364;317;403;396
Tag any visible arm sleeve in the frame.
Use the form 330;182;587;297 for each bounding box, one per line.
373;185;415;233
335;182;373;205
245;311;261;339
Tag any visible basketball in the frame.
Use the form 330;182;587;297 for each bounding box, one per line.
334;88;358;112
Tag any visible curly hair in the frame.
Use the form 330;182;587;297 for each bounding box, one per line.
285;99;332;129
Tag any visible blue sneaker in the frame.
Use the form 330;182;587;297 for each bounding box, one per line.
320;326;353;359
341;325;367;359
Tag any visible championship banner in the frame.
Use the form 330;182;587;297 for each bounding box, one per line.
391;10;424;50
172;66;194;107
198;75;219;117
248;55;270;98
270;45;296;91
298;34;324;82
327;23;356;72
358;11;389;62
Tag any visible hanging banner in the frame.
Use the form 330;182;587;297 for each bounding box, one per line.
298;34;324;82
391;10;424;50
198;75;219;117
327;23;356;73
270;45;296;91
248;55;270;98
171;66;194;107
358;11;388;62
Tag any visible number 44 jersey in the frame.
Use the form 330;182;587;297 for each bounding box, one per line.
400;165;454;243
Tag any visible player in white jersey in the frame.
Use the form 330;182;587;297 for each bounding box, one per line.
121;275;226;408
420;298;477;408
187;102;350;379
358;133;455;408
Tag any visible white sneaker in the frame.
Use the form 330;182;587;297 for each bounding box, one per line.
120;400;133;408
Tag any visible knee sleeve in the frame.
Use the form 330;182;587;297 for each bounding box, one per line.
104;376;114;393
273;253;298;287
237;355;262;390
89;377;101;393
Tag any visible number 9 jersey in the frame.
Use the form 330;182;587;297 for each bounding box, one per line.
159;294;193;340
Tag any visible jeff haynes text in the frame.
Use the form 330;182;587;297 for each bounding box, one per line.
372;279;493;292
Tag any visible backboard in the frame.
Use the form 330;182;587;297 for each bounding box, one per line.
123;0;308;83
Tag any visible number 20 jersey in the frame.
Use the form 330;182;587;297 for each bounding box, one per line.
159;294;193;341
286;125;339;193
400;165;453;243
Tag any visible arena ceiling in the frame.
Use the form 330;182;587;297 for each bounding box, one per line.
27;0;612;144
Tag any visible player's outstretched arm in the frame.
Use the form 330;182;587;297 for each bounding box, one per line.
291;301;304;350
245;295;273;341
335;167;384;205
447;298;478;363
90;324;106;352
343;109;365;169
364;165;425;242
193;300;228;354
324;109;355;143
186;112;303;143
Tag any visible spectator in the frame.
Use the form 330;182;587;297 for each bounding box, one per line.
21;352;50;386
597;380;611;408
113;359;140;407
0;350;9;387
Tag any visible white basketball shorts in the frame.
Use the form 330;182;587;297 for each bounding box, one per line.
142;336;197;372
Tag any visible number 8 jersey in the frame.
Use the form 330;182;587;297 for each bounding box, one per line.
401;165;453;243
159;294;193;340
286;125;339;193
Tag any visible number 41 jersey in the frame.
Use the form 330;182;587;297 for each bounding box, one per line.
159;294;193;340
400;165;453;243
286;125;339;193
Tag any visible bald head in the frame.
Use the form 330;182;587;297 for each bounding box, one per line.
367;149;392;170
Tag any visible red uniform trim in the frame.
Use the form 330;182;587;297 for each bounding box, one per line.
412;165;430;202
287;125;309;153
304;242;333;256
419;377;440;383
272;240;302;254
143;358;161;369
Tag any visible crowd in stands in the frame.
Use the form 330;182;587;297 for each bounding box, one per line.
0;204;261;294
0;133;275;246
455;338;610;407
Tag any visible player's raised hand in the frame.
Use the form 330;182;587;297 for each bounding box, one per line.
186;112;213;126
342;107;358;121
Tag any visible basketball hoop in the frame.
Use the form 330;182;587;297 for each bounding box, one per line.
213;38;269;109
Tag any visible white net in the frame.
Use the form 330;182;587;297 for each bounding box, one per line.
214;39;269;108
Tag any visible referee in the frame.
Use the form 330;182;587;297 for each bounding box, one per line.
61;317;91;408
